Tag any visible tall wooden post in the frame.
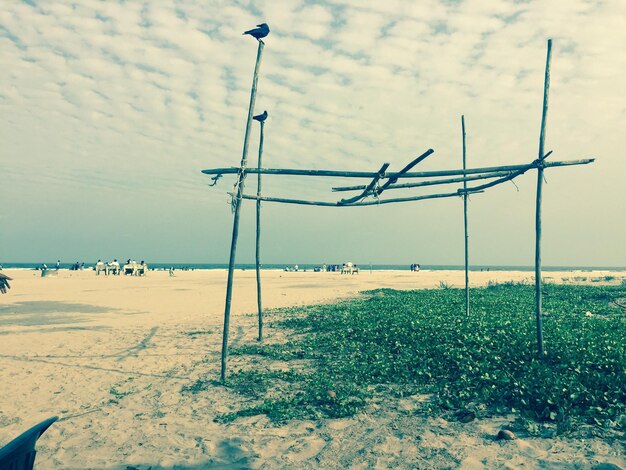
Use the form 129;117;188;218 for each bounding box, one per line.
221;39;265;382
462;115;470;318
255;120;265;341
535;39;552;356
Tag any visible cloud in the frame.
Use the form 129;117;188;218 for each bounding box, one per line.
0;0;624;264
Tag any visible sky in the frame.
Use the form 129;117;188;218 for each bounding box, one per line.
1;0;625;267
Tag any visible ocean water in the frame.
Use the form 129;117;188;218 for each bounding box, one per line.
1;262;624;272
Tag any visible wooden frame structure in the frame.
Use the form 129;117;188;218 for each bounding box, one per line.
203;35;594;381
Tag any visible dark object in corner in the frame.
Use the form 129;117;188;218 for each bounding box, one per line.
0;417;58;470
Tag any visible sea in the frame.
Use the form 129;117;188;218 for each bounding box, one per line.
1;262;624;272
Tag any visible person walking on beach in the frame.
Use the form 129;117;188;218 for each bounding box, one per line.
56;260;60;270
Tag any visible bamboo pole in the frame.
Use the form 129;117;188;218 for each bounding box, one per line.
239;189;485;207
221;39;265;383
332;171;513;193
255;120;265;342
462;115;470;318
535;38;552;357
202;158;593;180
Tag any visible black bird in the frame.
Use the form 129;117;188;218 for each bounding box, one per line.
253;110;268;122
243;23;270;40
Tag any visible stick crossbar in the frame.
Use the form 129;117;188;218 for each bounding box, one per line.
332;171;515;192
238;189;485;207
374;149;435;195
203;158;594;181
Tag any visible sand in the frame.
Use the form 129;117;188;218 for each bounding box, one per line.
0;268;624;469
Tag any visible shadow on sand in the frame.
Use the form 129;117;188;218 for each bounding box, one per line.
110;438;254;469
0;301;118;326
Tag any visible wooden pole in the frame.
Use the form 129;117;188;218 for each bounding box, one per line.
239;188;485;207
255;120;265;341
203;158;593;180
462;115;470;318
221;39;265;383
535;38;552;357
332;171;514;193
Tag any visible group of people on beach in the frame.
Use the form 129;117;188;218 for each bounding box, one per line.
96;259;148;276
410;263;421;272
37;260;85;271
284;264;356;272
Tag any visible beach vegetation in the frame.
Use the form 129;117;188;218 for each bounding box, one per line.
219;284;626;432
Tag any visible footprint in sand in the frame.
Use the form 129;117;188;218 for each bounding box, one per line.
286;436;328;462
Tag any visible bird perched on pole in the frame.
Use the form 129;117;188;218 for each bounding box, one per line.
253;110;268;122
243;23;270;40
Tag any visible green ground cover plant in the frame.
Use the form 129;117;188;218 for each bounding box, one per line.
216;284;626;430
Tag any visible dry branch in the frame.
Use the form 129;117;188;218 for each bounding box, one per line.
339;163;389;205
374;149;435;195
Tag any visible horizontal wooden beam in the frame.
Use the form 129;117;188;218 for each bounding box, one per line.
459;167;529;193
203;158;594;180
332;171;514;192
238;189;485;207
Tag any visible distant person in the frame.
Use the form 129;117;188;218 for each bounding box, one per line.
169;267;175;277
416;264;421;272
0;273;12;294
95;259;106;275
80;262;85;270
56;260;60;270
110;259;120;275
294;264;299;272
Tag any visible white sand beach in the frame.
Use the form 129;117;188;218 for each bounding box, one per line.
0;268;624;469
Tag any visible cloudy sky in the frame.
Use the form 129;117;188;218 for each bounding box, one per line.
1;0;624;266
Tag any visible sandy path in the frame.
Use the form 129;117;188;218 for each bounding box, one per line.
0;269;624;469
